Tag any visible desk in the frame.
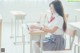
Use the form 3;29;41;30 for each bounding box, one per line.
30;29;47;35
11;11;26;53
11;11;26;43
29;30;47;53
0;15;2;53
75;9;80;12
69;22;80;30
74;9;80;21
69;22;80;53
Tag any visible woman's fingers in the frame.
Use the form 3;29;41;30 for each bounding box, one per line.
43;25;48;29
30;25;36;29
42;28;49;32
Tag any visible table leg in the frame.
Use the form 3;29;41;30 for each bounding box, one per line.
30;35;32;53
78;46;80;53
14;18;16;44
78;34;80;53
22;19;25;53
74;45;77;53
0;20;2;53
40;35;43;53
11;18;13;37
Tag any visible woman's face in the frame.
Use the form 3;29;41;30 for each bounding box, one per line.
50;4;56;14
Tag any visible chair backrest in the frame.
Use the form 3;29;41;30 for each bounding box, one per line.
65;28;76;50
64;14;69;22
66;28;76;37
64;13;77;50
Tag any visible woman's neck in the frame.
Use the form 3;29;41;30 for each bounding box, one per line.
51;12;58;17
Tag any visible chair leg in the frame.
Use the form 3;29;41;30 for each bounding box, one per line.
74;45;76;53
78;46;80;53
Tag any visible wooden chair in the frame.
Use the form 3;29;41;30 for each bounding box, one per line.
64;14;69;22
65;27;76;50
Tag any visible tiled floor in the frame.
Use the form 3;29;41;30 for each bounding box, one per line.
1;22;78;53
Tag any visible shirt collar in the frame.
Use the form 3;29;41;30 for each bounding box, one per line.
52;13;59;18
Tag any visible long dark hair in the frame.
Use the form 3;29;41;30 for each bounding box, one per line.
49;0;67;32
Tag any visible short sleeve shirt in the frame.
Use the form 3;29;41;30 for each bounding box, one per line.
47;13;64;35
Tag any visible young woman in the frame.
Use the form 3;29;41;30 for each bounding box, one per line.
31;0;67;52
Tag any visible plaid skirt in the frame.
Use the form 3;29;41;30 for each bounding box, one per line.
36;34;65;51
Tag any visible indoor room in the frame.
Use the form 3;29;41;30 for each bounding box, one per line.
0;0;80;53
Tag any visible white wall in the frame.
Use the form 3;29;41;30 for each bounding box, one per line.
0;1;49;23
61;0;80;22
0;0;80;23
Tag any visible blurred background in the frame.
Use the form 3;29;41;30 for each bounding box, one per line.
0;0;80;53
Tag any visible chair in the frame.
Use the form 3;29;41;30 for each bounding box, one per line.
74;42;80;53
64;13;69;22
65;27;76;50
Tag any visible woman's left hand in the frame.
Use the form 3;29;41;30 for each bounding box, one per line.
30;25;37;29
42;27;49;32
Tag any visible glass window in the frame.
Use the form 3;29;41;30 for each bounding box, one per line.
67;0;80;2
0;0;48;2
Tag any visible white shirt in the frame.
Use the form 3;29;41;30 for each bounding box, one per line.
46;13;64;36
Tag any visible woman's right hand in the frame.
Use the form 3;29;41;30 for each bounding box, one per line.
30;25;37;29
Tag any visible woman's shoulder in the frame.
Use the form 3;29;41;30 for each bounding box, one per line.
54;13;63;20
56;15;64;23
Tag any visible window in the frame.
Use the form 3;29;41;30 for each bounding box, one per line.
0;0;48;2
67;0;80;2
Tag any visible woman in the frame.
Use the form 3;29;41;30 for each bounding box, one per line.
31;0;67;52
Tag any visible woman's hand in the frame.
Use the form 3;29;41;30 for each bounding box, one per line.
42;25;58;33
30;24;41;29
43;25;48;29
30;25;37;29
42;27;58;33
30;25;35;29
42;26;50;32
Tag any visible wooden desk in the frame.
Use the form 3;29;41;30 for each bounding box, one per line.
29;30;47;53
11;11;26;17
74;9;80;21
69;22;80;30
75;9;80;12
69;22;80;53
11;11;26;43
11;11;26;53
0;15;2;53
29;29;47;35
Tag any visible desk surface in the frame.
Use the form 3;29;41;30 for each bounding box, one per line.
75;9;80;12
69;22;80;30
0;15;2;19
29;29;47;35
11;11;26;16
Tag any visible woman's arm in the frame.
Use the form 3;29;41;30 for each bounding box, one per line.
30;25;42;29
30;24;59;33
41;26;58;33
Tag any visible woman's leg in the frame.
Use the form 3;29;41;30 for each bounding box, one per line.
32;41;41;53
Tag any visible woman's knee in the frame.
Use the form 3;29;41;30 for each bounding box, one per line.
32;41;40;48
